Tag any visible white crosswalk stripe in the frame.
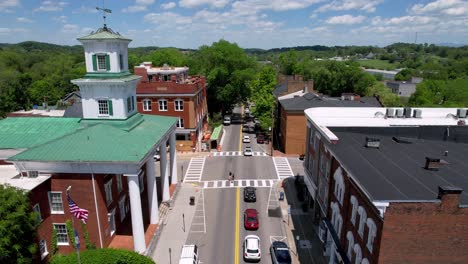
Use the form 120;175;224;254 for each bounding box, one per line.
183;157;206;183
211;151;268;157
273;157;294;180
202;179;277;189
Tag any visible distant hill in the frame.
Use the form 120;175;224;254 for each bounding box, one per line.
0;41;83;53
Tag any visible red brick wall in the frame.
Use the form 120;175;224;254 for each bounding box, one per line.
137;96;192;127
379;201;468;264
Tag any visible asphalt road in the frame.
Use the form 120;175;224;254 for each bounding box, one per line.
185;105;286;264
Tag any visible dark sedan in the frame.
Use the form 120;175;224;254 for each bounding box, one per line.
244;187;256;202
270;241;292;264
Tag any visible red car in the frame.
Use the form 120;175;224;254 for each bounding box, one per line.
244;209;259;230
257;134;265;144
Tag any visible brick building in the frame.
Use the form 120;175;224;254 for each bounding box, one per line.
134;63;208;151
273;74;314;97
303;107;468;264
0;25;178;262
276;92;381;155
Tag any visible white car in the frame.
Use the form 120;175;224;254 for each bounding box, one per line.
243;136;251;143
244;146;253;156
244;235;261;262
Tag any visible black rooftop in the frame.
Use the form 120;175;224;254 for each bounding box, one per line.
273;83;288;97
328;126;468;204
279;93;381;112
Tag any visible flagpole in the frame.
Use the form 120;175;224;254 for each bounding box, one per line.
67;186;81;264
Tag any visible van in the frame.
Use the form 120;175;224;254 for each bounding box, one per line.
179;244;199;264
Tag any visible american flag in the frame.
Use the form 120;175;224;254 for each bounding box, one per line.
67;194;89;224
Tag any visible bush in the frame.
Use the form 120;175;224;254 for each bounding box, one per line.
49;248;155;264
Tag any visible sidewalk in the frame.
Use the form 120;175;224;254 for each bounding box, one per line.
277;168;328;264
150;183;201;263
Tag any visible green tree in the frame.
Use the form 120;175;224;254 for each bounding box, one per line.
145;48;188;67
0;185;39;264
395;68;413;81
249;66;277;130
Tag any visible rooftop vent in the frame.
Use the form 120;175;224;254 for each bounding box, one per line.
396;109;404;118
413;109;422;118
374;111;385;118
404;107;412;118
392;137;413;144
424;157;449;171
386;108;395;118
458;120;466;126
457;108;467;118
365;137;380;149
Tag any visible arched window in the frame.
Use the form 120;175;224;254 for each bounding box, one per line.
346;231;354;260
331;203;343;237
366;218;377;252
333;167;345;205
353;244;362;264
350;195;358;225
358;206;367;237
361;258;370;264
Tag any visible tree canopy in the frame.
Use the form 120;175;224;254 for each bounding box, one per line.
249;66;277;130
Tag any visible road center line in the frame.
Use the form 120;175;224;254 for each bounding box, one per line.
234;187;240;264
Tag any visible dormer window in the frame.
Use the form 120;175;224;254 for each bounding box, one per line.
98;99;113;116
92;54;110;72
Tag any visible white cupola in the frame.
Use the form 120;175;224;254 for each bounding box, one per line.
71;25;141;120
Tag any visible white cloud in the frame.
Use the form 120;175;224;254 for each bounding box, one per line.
179;0;230;9
62;24;78;33
0;0;19;12
326;14;366;24
411;0;461;13
123;0;154;13
16;17;34;23
72;6;99;14
34;1;67;12
371;15;437;26
231;0;324;13
144;12;193;25
52;15;67;23
0;27;28;34
162;2;177;9
316;0;383;13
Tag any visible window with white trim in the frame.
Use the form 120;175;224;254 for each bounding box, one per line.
366;218;377;252
158;99;168;111
350;196;358;225
108;209;116;236
98;99;109;115
174;99;184;111
119;196;126;223
39;239;48;259
143;99;152;111
333;167;345;205
116;174;123;193
346;231;354;260
48;192;64;214
176;118;184;128
138;172;144;193
54;224;69;245
358;206;367;237
105;179;113;205
33;203;42;222
97;55;107;71
353;244;362;264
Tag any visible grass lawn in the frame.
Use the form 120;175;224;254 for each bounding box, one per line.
358;59;398;70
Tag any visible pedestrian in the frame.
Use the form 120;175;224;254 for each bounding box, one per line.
232;173;235;181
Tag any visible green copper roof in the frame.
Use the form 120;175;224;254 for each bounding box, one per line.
78;26;131;41
9;114;177;163
0;117;81;148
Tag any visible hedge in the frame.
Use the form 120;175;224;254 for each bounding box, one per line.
49;248;155;264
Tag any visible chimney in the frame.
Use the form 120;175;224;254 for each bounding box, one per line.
303;85;308;93
425;157;441;171
437;186;463;212
365;137;380;149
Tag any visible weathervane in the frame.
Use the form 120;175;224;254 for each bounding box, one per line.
96;1;112;30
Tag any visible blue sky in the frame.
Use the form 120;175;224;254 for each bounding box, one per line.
0;0;467;49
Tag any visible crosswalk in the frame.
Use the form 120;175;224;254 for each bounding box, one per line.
211;151;268;157
273;157;294;180
202;179;277;189
183;157;206;183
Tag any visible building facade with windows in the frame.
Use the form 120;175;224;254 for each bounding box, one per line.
303;107;468;264
134;62;208;151
0;25;178;262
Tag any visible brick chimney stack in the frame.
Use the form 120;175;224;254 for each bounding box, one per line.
437;186;463;212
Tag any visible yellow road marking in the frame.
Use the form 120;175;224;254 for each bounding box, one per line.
234;187;240;264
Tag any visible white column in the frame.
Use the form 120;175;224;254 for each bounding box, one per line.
125;174;146;253
160;143;170;201
146;159;159;224
170;132;178;184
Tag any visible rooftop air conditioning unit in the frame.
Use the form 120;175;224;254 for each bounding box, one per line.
457;108;467;118
396;109;404;118
386;108;395;118
413;109;422;118
365;137;380;149
404;107;412;118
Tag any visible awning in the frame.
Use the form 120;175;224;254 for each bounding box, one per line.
210;125;223;141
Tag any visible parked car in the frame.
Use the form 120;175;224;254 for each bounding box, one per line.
244;187;256;202
179;244;200;264
243;124;249;132
243;235;261;262
243;135;251;143
244;146;253;156
244;209;259;230
256;134;265;144
270;241;292;264
223;116;231;126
